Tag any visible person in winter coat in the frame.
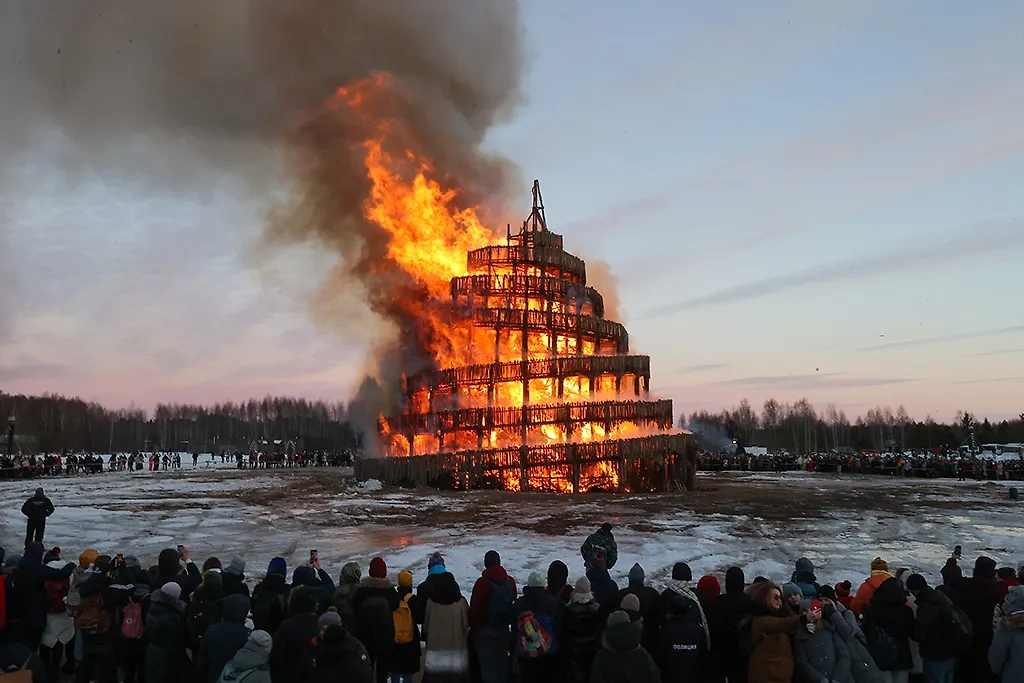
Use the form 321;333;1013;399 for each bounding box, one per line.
40;559;76;682
410;552;455;625
251;557;290;635
852;558;894;617
218;629;273;683
308;624;373;683
793;599;855;683
863;577;915;682
835;582;855;610
270;587;320;683
710;566;752;683
591;610;661;683
469;550;517;683
332;561;362;632
292;560;337;616
188;571;226;657
512;571;565;683
389;570;422;683
792;558;822;600
351;556;400;683
547;560;573;604
943;554;1005;683
154;546;202;599
989;586;1024;683
421;569;470;683
113;561;151;683
21;487;55;546
657;579;708;682
819;597;885;683
906;574;959;683
13;542;75;651
660;563;710;657
618;563;664;654
197;593;251;683
588;553;621;621
76;556;134;683
564;577;603;683
582;523;618;571
697;575;721;609
783;583;805;616
744;581;819;683
146;582;189;683
222;557;251;598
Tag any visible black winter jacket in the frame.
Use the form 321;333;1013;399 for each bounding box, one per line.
564;600;603;683
865;577;915;671
198;594;252;683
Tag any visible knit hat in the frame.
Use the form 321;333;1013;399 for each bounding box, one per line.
620;593;640;611
817;584;837;601
124;555;140;569
161;582;182;600
79;549;100;569
203;571;224;599
628;563;645;584
795;557;815;575
672;562;692;581
250;630;273;655
697;575;721;603
1004;585;1024;615
427;552;445;570
835;580;852;597
906;574;928;593
36;487;44;496
225;557;246;577
573;576;593;602
398;570;413;587
782;583;802;601
725;567;746;593
484;551;501;569
369;557;387;579
871;557;889;573
527;571;545;588
318;607;343;629
607;610;630;627
267;556;287;577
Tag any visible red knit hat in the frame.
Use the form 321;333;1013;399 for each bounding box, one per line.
835;580;852;597
369;557;387;579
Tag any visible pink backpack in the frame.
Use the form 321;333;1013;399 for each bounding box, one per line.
121;601;145;640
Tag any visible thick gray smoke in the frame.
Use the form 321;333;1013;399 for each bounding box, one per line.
1;0;526;447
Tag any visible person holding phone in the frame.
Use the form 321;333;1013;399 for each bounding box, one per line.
744;582;821;683
793;597;856;683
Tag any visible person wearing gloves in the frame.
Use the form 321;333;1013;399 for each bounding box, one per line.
793;598;855;683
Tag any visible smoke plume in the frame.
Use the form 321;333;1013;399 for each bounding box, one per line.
2;0;526;444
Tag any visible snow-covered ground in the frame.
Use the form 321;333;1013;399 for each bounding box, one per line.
2;466;1021;594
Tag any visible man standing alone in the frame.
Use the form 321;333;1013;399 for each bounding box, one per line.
22;487;55;546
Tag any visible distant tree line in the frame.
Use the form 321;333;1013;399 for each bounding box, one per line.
682;398;1024;454
1;391;360;454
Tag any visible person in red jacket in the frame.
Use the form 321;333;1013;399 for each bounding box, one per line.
469;551;518;683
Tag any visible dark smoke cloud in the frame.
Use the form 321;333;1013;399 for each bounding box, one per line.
2;0;526;446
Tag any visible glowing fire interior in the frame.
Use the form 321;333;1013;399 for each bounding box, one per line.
339;73;677;493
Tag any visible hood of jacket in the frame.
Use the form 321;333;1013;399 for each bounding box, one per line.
158;549;181;579
292;565;320;588
482;565;509;584
547;560;569;592
150;588;185;612
231;639;270;671
428;571;463;606
359;576;393;590
603;619;641;652
259;572;288;594
340;562;361;585
1003;585;1024;615
221;593;251;623
725;567;746;594
872;577;908;606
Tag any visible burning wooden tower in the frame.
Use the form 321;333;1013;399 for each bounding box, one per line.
356;181;695;492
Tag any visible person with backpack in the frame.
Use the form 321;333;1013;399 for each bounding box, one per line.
21;488;55;547
942;554;1005;683
222;557;251;598
308;623;373;683
863;577;915;683
469;550;518;683
218;629;273;683
591;610;662;683
332;562;362;632
40;559;75;682
251;557;290;635
421;569;469;683
906;574;966;683
197;593;252;683
582;524;618;572
17;542;75;652
114;561;151;683
145;581;188;683
511;571;565;683
564;577;603;683
410;553;453;626
187;571;226;660
547;561;573;605
988;585;1024;683
351;557;400;683
269;587;320;683
389;570;421;683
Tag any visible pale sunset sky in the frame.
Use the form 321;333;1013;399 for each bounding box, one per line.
2;0;1023;421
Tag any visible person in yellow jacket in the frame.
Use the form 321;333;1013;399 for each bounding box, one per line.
851;557;894;617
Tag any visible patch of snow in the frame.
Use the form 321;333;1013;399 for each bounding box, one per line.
357;479;383;492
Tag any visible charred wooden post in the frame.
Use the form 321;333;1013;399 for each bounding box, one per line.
364;180;695;493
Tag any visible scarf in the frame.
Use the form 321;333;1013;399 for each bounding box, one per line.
667;579;711;648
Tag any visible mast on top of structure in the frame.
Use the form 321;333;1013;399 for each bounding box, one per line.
523;179;547;232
